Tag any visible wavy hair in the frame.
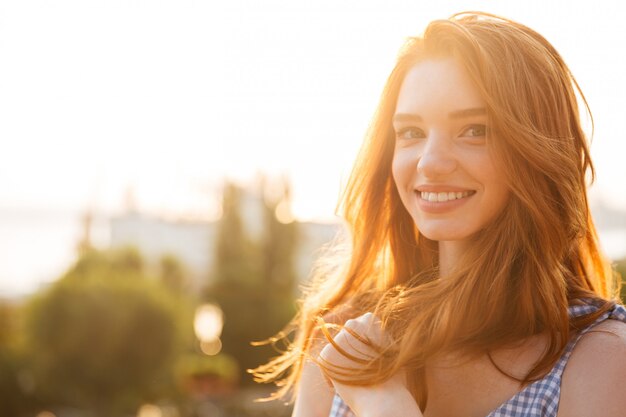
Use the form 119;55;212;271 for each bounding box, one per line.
252;11;621;408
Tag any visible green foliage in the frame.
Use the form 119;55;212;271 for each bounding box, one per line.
0;302;30;416
214;183;263;285
0;302;16;348
260;181;298;294
175;352;239;382
208;280;296;386
206;180;298;385
0;349;29;416
160;254;189;294
22;247;184;416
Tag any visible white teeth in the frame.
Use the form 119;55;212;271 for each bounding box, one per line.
420;191;473;202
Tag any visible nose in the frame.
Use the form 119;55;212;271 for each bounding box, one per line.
416;133;457;178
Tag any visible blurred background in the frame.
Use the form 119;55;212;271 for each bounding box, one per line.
1;0;626;416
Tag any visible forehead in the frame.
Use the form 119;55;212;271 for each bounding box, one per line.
395;58;485;117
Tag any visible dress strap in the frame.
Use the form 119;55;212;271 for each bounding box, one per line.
549;298;626;379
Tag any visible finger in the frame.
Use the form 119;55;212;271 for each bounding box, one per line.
365;313;395;347
342;326;380;355
319;330;372;365
348;313;382;333
316;314;388;368
319;329;377;369
346;313;388;348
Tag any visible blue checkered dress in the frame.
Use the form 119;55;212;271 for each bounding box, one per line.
329;298;626;417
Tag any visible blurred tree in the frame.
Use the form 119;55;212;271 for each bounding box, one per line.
206;179;298;385
260;178;298;295
213;183;262;285
0;301;30;416
0;301;16;348
21;248;183;417
160;254;189;294
174;352;239;397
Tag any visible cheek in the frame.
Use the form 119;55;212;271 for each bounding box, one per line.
391;157;402;188
392;151;422;216
474;151;507;184
470;153;510;209
489;184;511;213
481;164;511;211
391;149;416;188
485;147;511;186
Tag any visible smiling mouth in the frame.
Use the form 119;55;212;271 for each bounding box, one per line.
418;190;477;202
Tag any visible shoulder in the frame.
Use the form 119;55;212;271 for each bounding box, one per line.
558;319;626;417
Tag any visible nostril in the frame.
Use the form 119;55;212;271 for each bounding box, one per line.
417;155;457;176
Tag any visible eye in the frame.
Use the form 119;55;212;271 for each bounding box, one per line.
395;127;426;141
461;124;487;137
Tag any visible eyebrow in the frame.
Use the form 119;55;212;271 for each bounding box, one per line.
392;107;487;124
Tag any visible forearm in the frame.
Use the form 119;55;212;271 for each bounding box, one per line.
356;387;423;417
292;361;336;417
332;381;423;417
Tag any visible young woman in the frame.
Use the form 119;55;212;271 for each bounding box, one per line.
253;11;626;417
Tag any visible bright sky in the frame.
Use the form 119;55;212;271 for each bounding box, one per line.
1;0;626;222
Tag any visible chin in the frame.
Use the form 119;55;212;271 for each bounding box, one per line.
417;225;474;242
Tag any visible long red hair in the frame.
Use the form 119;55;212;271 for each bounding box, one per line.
252;12;621;407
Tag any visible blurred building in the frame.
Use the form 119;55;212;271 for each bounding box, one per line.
110;212;216;289
109;206;342;292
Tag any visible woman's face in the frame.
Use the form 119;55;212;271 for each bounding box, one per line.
391;58;510;242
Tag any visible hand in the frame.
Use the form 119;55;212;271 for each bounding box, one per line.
318;312;423;417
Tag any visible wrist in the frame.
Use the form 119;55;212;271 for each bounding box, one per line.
356;386;423;417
